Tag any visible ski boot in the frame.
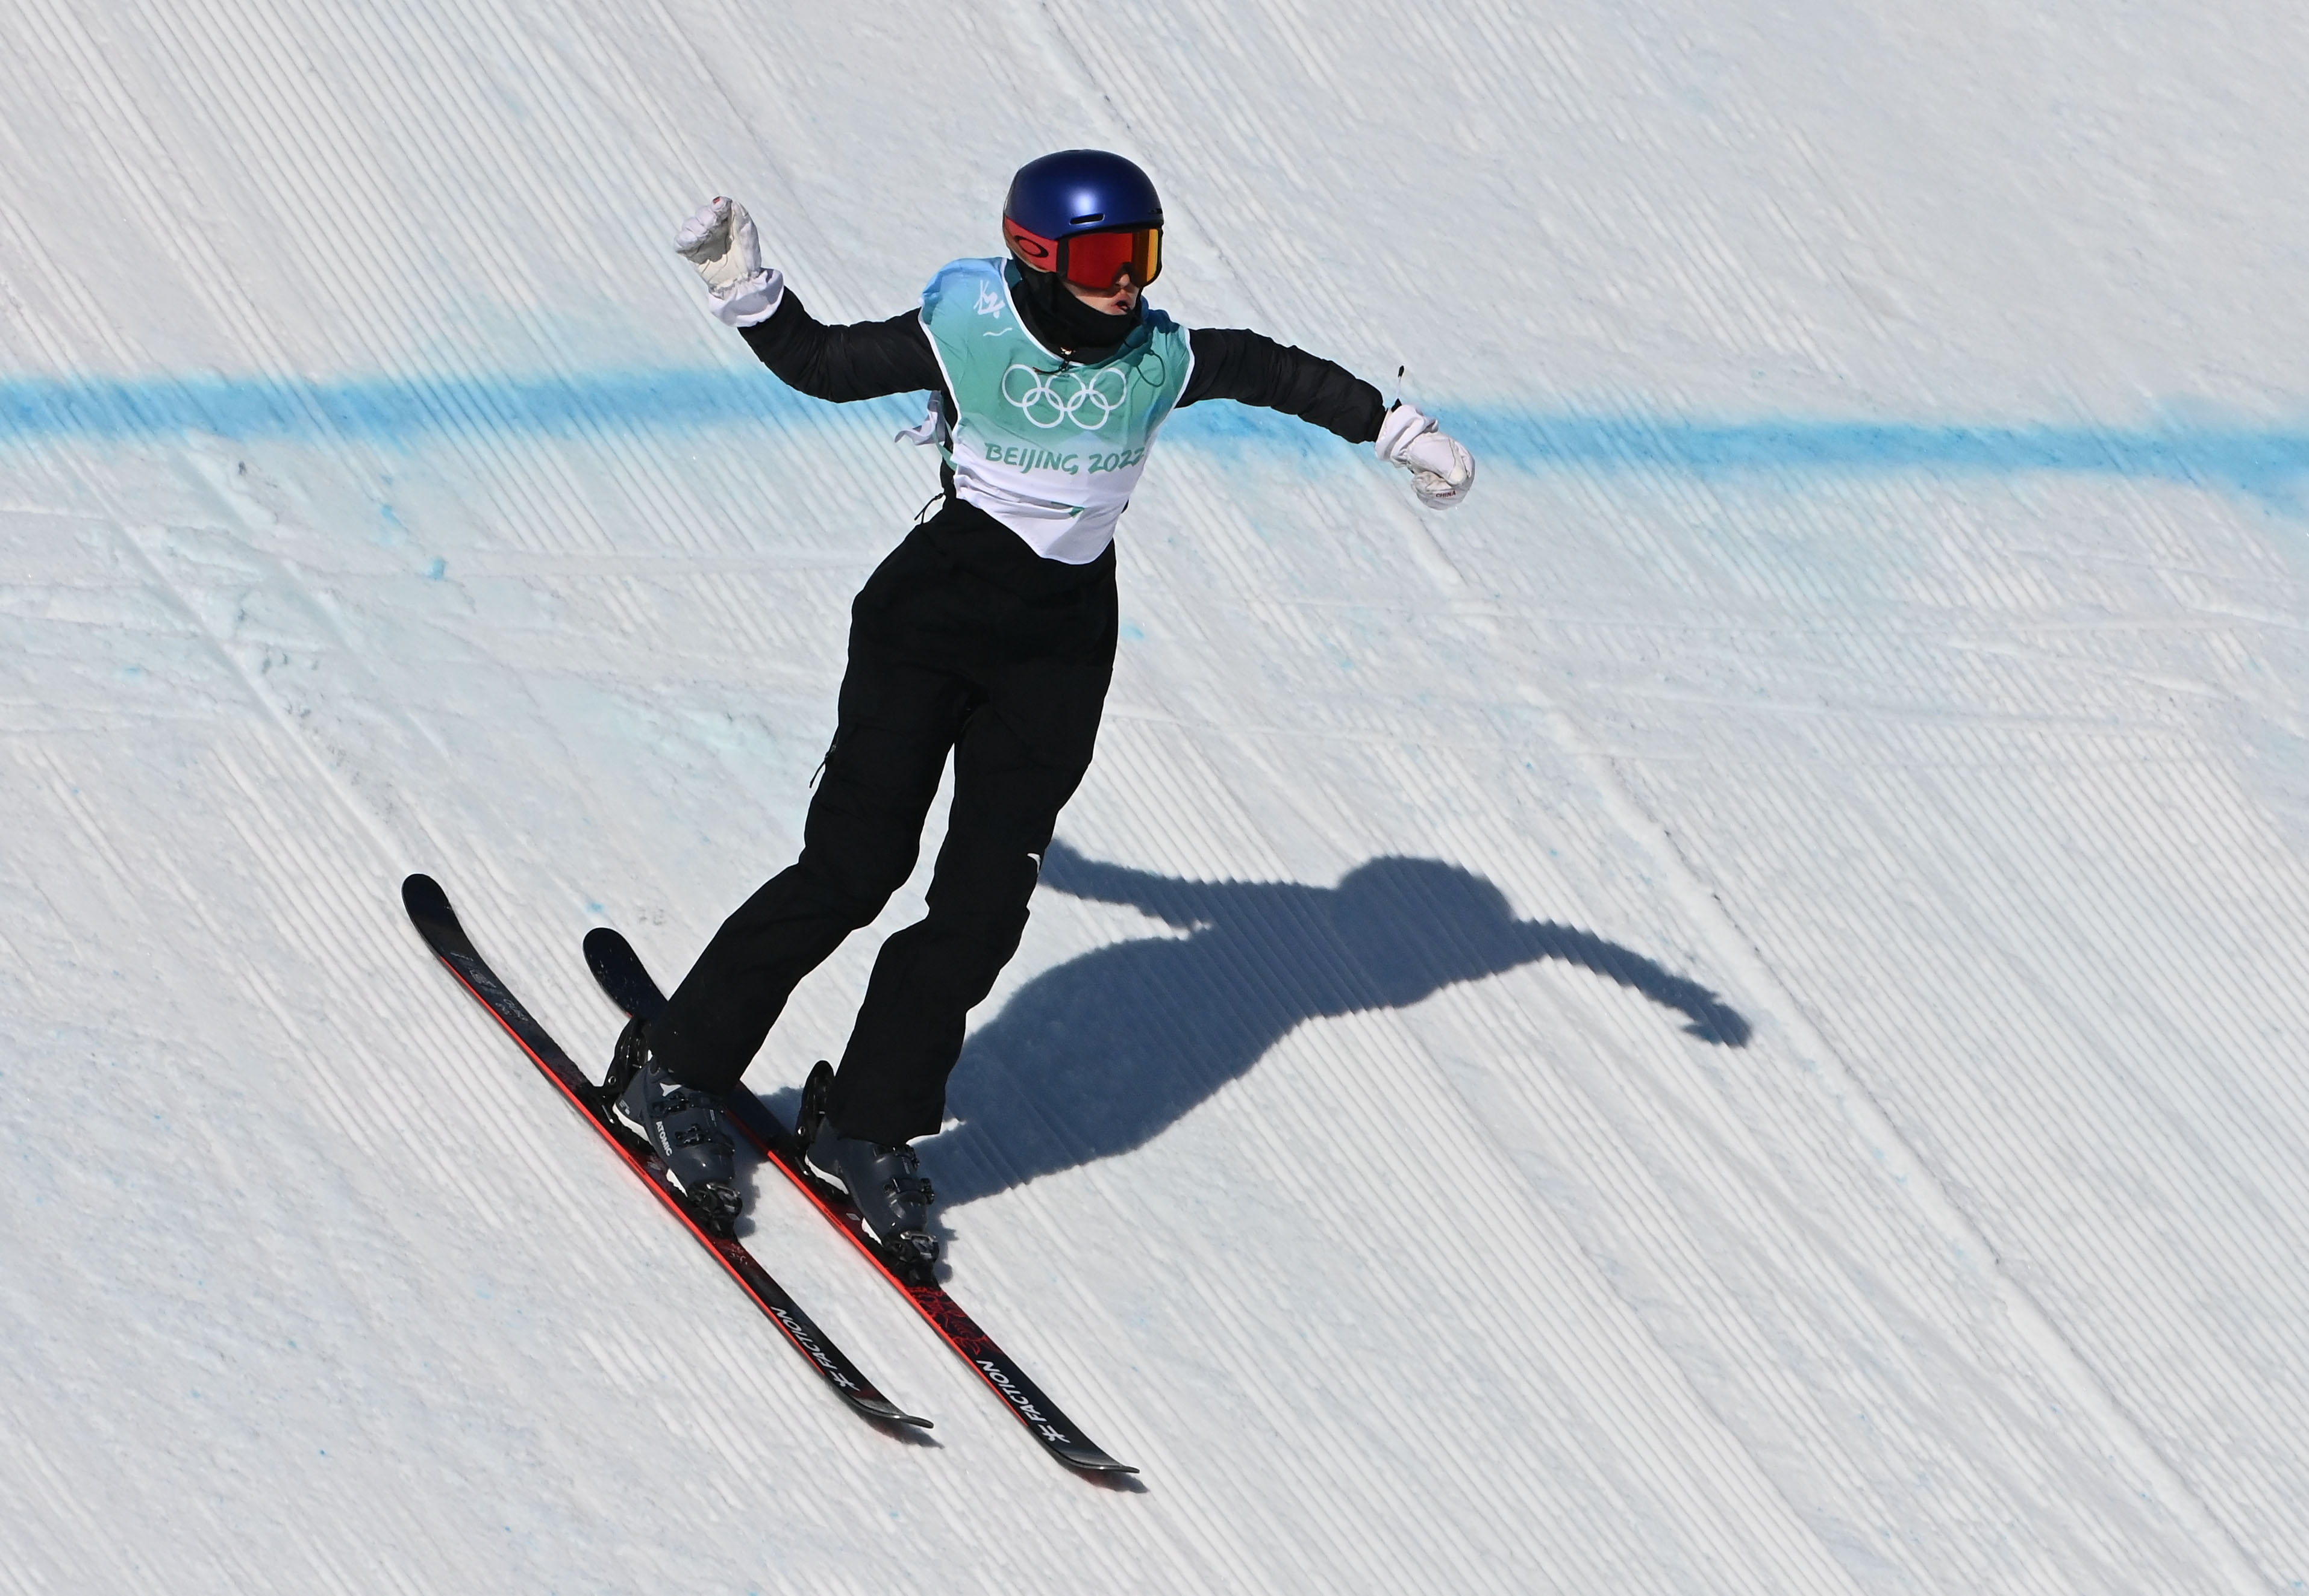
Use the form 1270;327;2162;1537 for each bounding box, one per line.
797;1061;941;1273
604;1018;743;1235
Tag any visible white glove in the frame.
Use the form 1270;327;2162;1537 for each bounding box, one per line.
1375;403;1475;510
673;197;784;328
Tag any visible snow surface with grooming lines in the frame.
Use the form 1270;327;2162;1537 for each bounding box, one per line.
4;0;2308;1591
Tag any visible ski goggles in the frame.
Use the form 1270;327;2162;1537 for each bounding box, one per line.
1004;219;1163;290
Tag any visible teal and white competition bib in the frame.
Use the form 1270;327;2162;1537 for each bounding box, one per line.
917;257;1193;564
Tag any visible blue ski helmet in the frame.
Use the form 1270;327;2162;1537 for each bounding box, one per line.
1002;150;1164;288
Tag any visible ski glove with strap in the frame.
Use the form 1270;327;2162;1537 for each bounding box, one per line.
673;197;784;328
1375;403;1475;510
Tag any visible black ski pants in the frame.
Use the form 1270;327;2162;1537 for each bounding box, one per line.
648;500;1116;1146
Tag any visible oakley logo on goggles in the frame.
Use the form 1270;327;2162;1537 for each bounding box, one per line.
1004;218;1163;290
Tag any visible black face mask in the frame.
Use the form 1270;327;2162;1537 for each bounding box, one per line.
1013;263;1138;360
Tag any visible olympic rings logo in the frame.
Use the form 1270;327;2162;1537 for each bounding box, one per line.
1001;363;1130;431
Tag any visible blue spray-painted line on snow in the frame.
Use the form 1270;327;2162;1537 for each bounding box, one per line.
0;370;826;443
4;370;2304;507
1183;396;2309;509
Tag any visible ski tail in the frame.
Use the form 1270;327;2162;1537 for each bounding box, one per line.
401;876;930;1431
585;924;667;1025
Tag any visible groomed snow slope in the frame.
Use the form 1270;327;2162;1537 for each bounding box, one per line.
5;0;2308;1589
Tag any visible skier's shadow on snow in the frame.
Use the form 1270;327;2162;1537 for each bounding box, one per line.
903;840;1749;1206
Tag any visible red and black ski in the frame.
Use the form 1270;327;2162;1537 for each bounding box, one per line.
399;874;930;1432
582;925;1138;1477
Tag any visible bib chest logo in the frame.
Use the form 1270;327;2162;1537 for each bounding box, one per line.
1001;362;1129;431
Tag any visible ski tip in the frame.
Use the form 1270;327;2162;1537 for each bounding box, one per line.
859;1401;935;1430
581;925;629;964
1064;1453;1139;1476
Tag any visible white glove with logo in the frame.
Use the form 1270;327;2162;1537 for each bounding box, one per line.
1375;403;1475;510
673;198;784;328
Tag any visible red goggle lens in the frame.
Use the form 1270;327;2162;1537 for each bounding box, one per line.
1058;225;1161;290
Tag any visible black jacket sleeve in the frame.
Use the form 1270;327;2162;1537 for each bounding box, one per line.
1179;329;1387;446
737;290;942;402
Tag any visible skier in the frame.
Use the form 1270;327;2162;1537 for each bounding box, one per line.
610;149;1475;1261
